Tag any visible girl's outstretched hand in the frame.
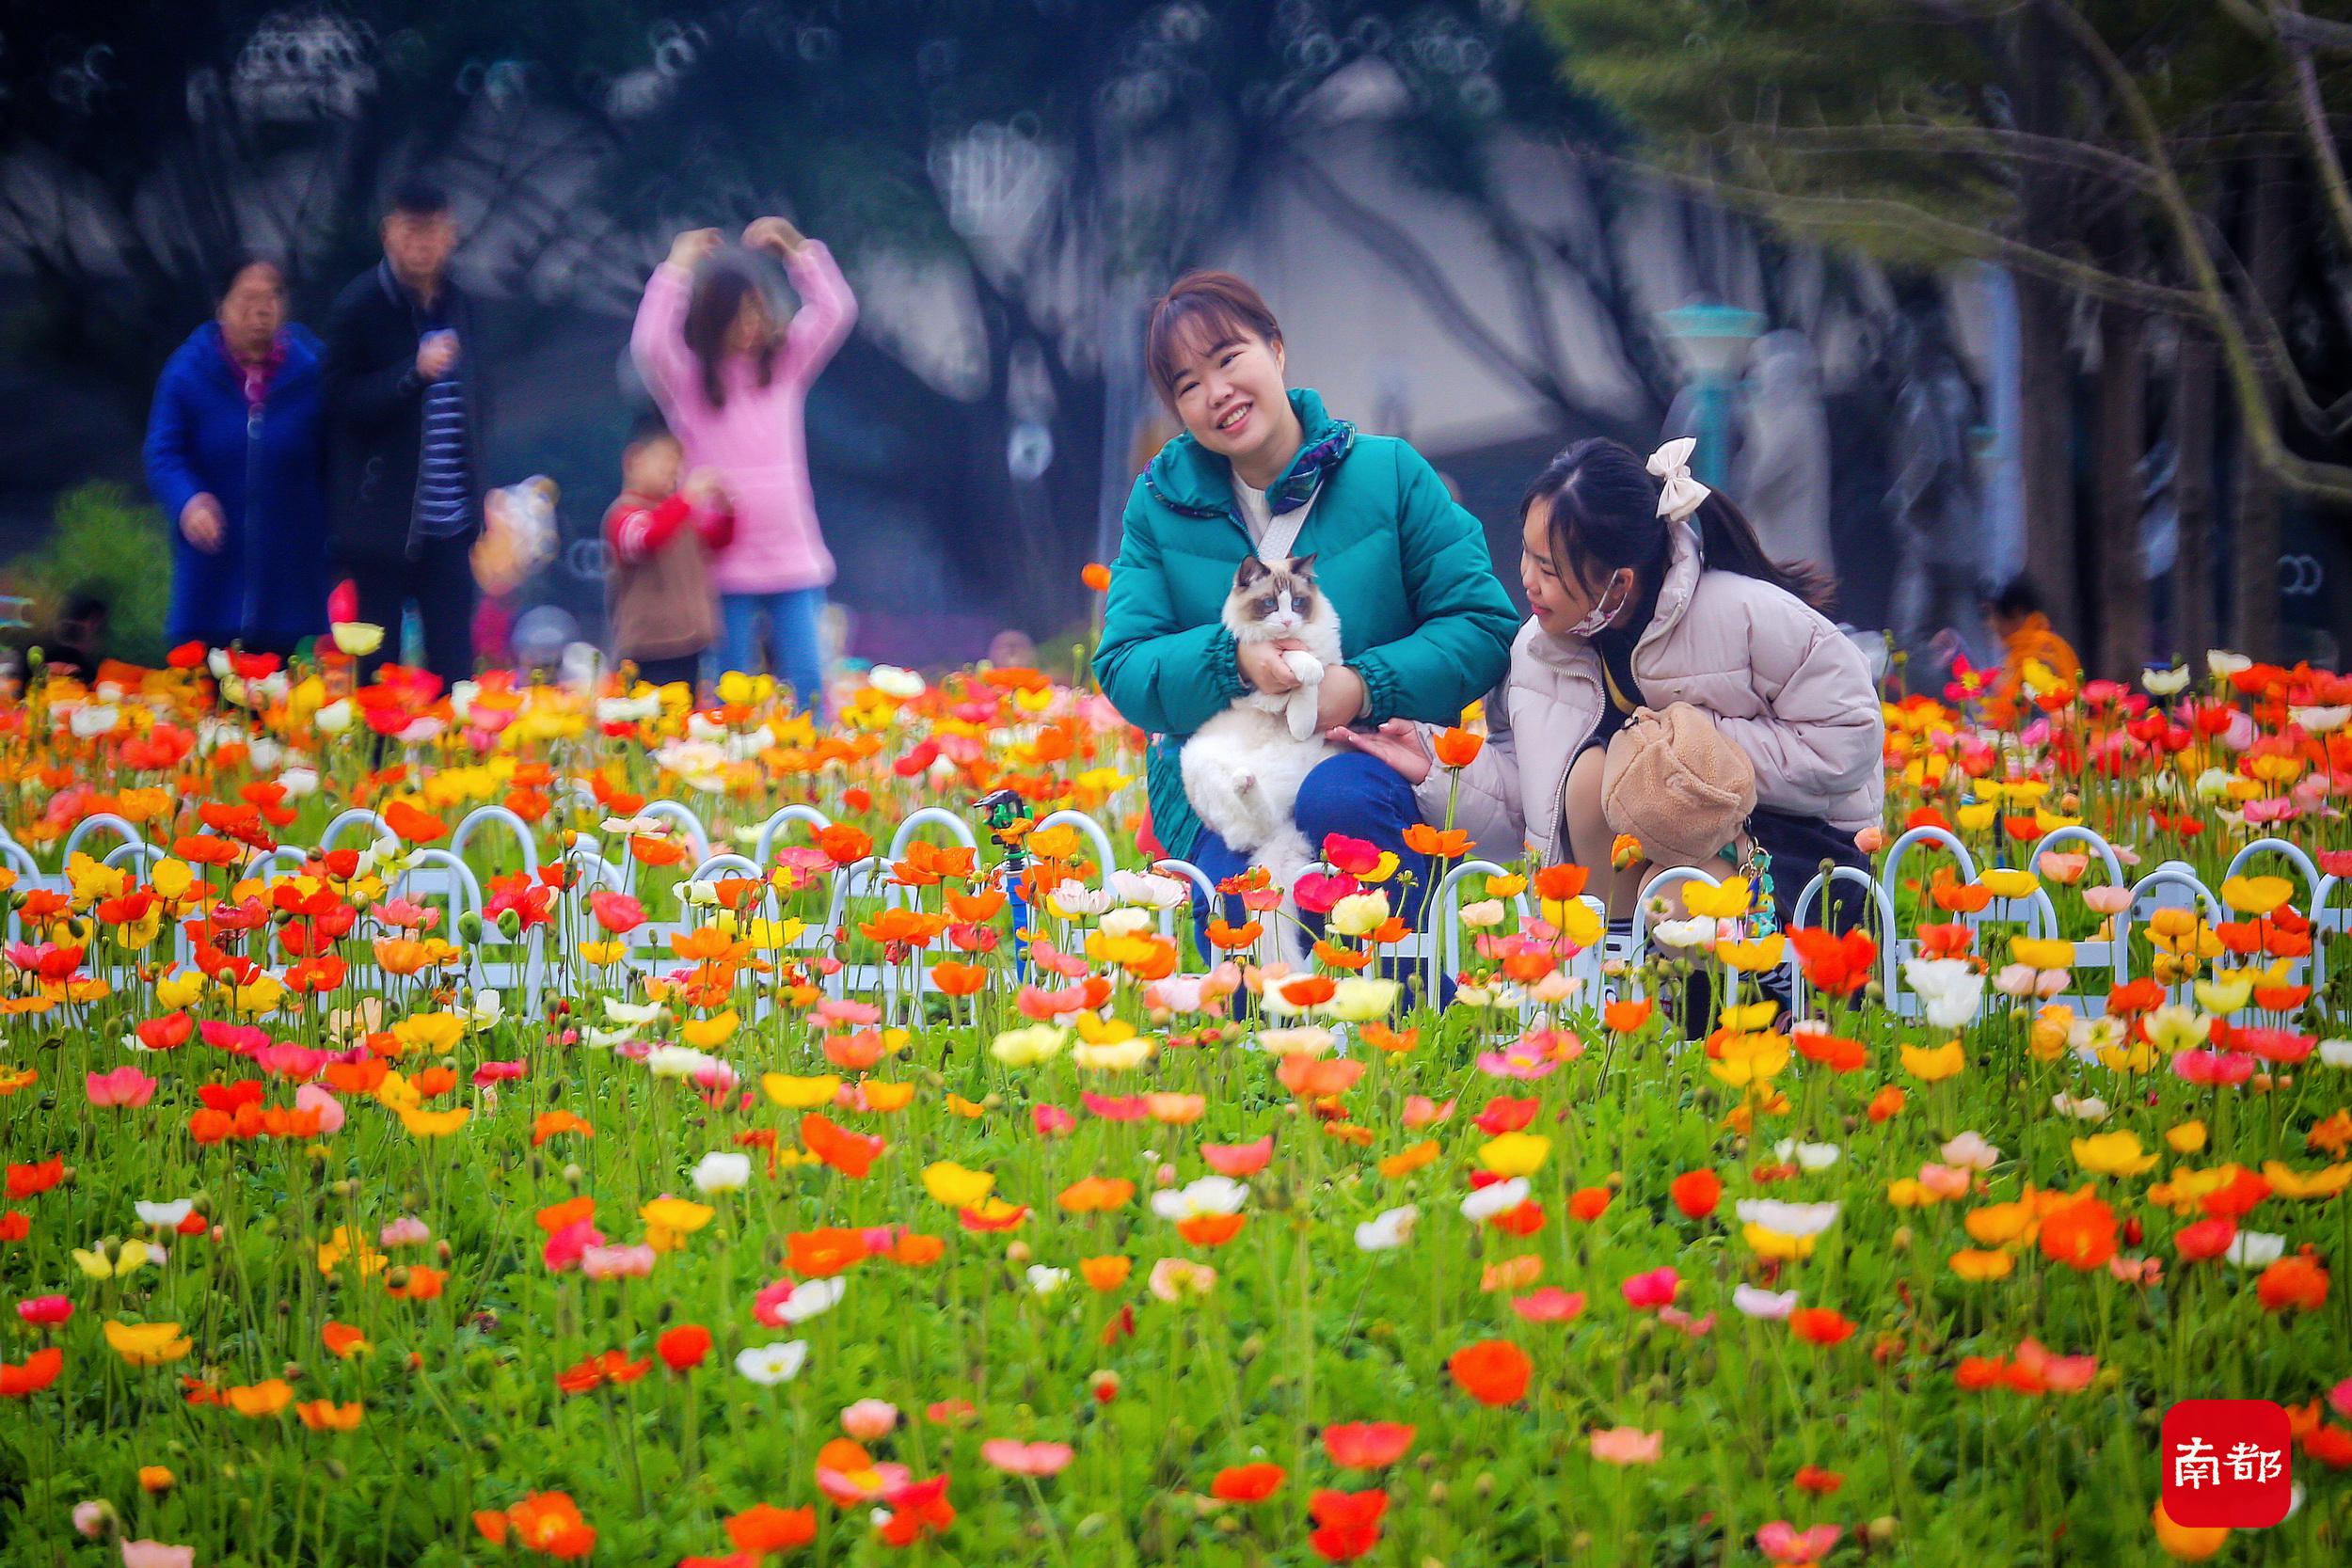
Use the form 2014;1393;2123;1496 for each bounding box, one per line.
668;228;723;269
743;217;805;260
1329;718;1432;785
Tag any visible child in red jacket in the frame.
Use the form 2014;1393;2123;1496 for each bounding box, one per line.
604;416;734;691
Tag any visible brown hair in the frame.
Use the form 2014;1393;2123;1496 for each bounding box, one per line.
1144;271;1282;409
681;250;776;410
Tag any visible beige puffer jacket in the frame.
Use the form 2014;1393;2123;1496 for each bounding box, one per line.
1414;517;1884;864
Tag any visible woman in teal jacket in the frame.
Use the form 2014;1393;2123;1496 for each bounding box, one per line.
1093;272;1518;951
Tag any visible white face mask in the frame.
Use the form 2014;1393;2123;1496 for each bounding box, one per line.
1565;570;1632;638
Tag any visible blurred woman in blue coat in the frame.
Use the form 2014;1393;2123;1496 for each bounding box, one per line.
144;256;331;654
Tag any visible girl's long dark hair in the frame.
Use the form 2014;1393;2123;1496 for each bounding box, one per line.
681;250;776;410
1521;437;1835;613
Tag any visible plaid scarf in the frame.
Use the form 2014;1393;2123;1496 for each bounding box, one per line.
1263;420;1355;516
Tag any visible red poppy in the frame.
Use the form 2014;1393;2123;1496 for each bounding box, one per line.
657;1324;713;1373
1210;1462;1286;1502
1321;1422;1416;1468
1788;1308;1855;1347
1307;1488;1389;1563
0;1346;61;1397
1669;1169;1722;1220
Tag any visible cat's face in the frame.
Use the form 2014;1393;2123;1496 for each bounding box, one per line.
1228;553;1320;636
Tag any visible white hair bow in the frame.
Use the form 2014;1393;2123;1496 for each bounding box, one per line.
1646;436;1711;523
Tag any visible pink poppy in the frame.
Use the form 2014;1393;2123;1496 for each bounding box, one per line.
1657;1307;1716;1338
1509;1288;1586;1323
2328;1377;2352;1421
1619;1267;1679;1310
542;1219;604;1273
1756;1522;1842;1564
2010;1338;2097;1393
811;999;882;1028
1917;1164;1974;1200
1200;1135;1275;1178
198;1022;267;1054
15;1293;72;1325
1081;1092;1148;1121
253;1043;329;1081
841;1400;899;1439
1402;1096;1455;1129
580;1243;658;1280
979;1439;1074;1477
286;1078;344;1129
1031;1104;1076;1139
1016;984;1093;1021
1475;1044;1559;1081
86;1066;157;1109
2172;1050;2254;1086
378;1215;430;1248
1588;1427;1663;1465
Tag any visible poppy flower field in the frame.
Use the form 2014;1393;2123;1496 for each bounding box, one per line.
2;652;2350;1567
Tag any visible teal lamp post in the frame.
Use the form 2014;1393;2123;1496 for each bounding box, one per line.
1659;302;1765;487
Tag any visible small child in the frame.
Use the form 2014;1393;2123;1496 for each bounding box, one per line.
604;416;734;691
1979;576;2081;727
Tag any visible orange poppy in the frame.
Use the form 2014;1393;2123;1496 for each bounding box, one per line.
1431;727;1484;768
786;1227;870;1278
800;1115;884;1180
1446;1338;1533;1405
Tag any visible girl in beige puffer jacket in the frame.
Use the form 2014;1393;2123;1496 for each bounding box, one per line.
1339;436;1884;922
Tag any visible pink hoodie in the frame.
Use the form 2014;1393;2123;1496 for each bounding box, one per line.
628;244;857;594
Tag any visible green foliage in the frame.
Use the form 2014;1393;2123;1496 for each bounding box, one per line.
7;482;173;667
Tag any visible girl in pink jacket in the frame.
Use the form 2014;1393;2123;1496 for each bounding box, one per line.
1341;436;1883;927
631;220;857;709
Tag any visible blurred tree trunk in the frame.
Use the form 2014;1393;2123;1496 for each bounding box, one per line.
2093;296;2148;678
2170;326;2217;664
2012;9;2081;646
2232;153;2291;660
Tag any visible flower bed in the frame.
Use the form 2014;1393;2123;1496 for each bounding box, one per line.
0;654;2347;1565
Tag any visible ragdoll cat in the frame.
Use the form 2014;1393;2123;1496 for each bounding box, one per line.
1180;553;1343;886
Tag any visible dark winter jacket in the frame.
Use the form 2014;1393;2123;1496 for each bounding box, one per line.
143;323;331;648
322;261;489;564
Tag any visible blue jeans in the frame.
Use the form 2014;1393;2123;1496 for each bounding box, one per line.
1184;752;1434;987
719;589;826;712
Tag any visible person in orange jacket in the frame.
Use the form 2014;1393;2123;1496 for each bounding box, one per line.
1980;577;2081;728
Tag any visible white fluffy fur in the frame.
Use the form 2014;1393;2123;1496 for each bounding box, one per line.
1180;561;1342;889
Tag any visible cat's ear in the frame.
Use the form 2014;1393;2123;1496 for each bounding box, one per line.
1289;552;1318;578
1234;556;1271;587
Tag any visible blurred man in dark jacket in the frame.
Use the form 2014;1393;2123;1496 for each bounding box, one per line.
323;180;486;687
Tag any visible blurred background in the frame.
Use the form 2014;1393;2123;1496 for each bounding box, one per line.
1;0;2346;677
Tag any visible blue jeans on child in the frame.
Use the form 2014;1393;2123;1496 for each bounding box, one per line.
1182;751;1434;988
719;588;826;712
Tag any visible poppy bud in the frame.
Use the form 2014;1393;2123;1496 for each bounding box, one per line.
1891;1227;1911;1252
1474;1472;1495;1497
2122;1218;2143;1245
1867;1517;1898;1545
563;1164;583;1187
1005;1241;1031;1264
494;909;521;939
1427;1481;1448;1505
324;1460;347;1481
456;911;483;942
1865;981;1886;1005
385;1265;410;1291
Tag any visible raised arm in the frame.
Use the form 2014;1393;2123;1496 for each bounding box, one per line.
778;239;857;382
631;230;722;409
1348;446;1520;726
1090;483;1251;737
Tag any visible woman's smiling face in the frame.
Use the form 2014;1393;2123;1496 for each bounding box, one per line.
1168;324;1291;471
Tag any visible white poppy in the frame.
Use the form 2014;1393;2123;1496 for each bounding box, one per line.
1026;1265;1073;1296
1460;1179;1531;1223
1732;1285;1799;1321
691;1152;752;1194
2225;1231;2286;1269
135;1198;194;1230
1150;1177;1248;1221
1354;1205;1420;1252
735;1340;810;1385
1733;1199;1842;1238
